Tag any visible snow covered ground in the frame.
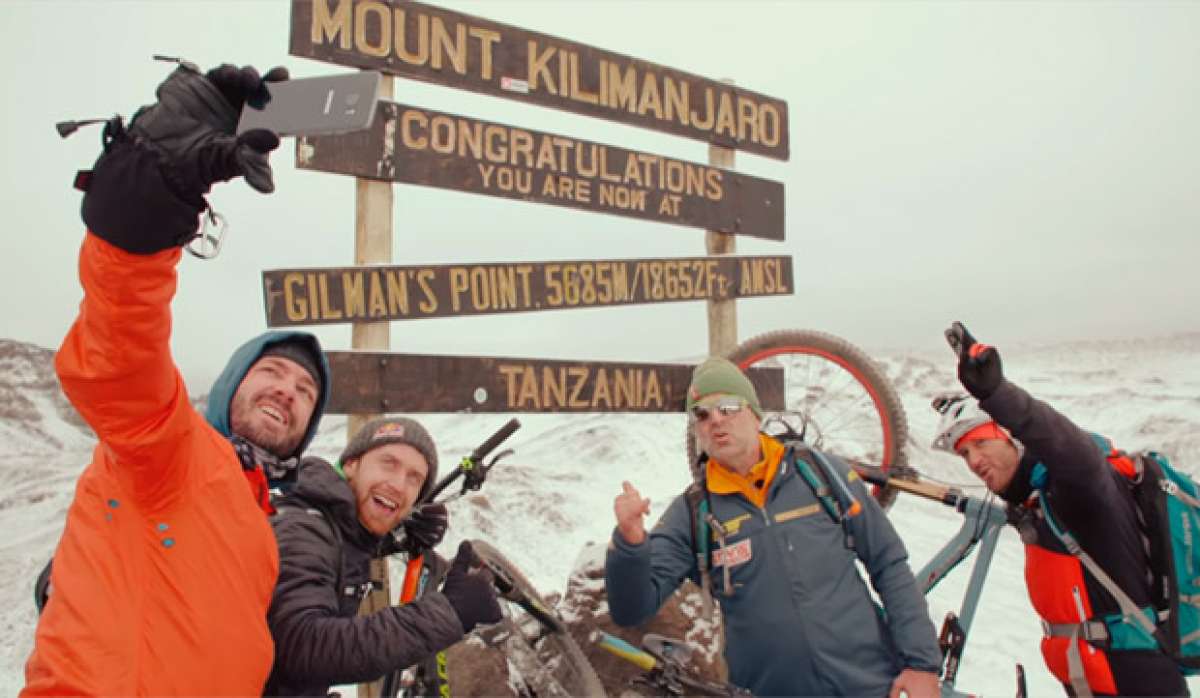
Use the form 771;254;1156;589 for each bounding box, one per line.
0;333;1196;695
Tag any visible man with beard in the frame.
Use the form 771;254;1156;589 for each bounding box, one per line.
23;61;331;696
264;417;501;697
607;358;942;697
932;322;1187;697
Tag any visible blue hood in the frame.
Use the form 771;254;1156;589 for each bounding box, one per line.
205;331;331;459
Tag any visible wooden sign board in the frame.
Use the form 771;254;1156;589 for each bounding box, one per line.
298;102;784;239
290;0;789;160
326;352;785;413
263;255;792;326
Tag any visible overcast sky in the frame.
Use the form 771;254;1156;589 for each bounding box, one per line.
1;0;1196;391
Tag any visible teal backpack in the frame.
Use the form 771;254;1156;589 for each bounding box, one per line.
1034;434;1200;676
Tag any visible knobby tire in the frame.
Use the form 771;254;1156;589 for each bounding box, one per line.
471;540;605;697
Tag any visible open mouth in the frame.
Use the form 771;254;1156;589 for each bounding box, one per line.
257;403;288;427
371;494;399;512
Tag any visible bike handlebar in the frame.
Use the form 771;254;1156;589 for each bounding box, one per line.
852;463;965;508
423;418;521;504
471;417;521;462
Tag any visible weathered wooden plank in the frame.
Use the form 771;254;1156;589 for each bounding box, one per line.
290;0;789;160
263;255;793;326
326;352;785;413
297;102;784;239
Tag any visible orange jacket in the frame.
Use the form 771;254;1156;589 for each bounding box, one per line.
23;233;279;696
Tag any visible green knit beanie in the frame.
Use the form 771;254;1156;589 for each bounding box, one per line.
686;357;762;418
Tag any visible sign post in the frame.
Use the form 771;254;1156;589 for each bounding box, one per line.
351;74;394;698
707;80;738;357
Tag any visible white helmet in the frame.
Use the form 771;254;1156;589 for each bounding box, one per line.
930;393;1012;454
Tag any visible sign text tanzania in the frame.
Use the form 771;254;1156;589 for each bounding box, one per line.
290;0;789;160
325;352;785;413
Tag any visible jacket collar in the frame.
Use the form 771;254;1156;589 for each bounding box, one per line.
289;457;397;554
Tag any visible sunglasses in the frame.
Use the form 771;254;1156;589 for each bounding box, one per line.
691;397;748;422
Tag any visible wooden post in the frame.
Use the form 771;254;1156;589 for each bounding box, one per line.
706;81;737;358
354;76;394;698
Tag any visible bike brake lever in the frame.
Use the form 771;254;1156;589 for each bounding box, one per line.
459;448;514;494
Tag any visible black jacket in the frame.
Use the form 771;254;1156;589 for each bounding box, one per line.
986;381;1187;697
263;457;464;697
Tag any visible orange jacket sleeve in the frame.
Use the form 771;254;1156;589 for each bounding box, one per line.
55;232;195;509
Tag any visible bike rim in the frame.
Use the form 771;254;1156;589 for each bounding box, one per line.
737;343;898;500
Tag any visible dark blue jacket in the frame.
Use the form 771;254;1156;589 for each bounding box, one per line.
606;439;941;696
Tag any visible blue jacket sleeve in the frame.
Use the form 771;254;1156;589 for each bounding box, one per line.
604;493;698;627
841;460;943;673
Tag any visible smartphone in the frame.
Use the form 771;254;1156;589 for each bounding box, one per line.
237;71;382;137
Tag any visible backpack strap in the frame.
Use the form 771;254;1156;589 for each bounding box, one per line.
686;438;863;607
1036;498;1156;647
785;440;861;550
685;455;736;617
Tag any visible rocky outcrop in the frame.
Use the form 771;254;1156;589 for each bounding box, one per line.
0;339;91;452
560;541;726;696
432;539;725;697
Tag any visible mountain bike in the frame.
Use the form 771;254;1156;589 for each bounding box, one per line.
853;463;1028;698
685;329;911;508
594;630;750;697
472;540;606;697
380;418;604;698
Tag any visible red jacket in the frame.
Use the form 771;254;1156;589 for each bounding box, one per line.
22;234;279;695
985;381;1185;696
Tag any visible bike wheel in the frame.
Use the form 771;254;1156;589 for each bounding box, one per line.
686;329;911;509
471;540;606;697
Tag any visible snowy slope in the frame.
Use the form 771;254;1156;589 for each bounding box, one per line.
0;334;1196;695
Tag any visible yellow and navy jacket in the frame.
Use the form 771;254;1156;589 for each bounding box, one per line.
605;434;941;697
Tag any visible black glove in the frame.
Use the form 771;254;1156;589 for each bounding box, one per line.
80;62;288;254
945;321;1004;400
400;502;450;554
441;541;501;633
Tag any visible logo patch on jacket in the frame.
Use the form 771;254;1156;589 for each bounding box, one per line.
712;538;752;568
720;513;752;536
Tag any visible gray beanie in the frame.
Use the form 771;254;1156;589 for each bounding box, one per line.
340;417;439;500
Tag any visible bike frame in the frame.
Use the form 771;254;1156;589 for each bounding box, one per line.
854;466;1021;698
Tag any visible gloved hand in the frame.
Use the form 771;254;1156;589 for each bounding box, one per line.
81;61;288;254
441;541;501;633
400;502;449;554
945;321;1004;400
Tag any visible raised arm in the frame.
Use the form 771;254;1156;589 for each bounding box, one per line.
56;236;188;468
605;489;697;627
54;61;286;497
950;322;1112;510
267;518;477;688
